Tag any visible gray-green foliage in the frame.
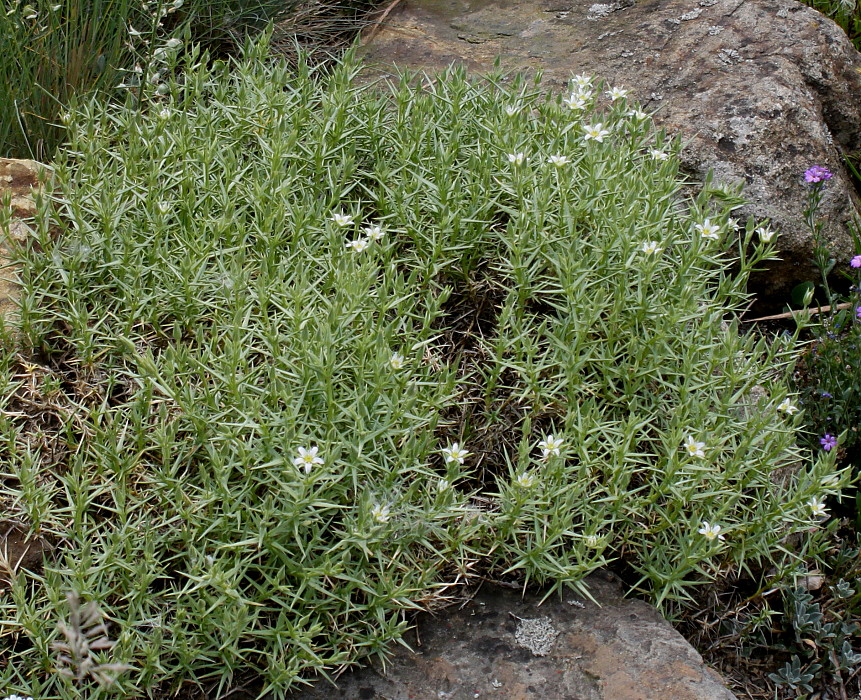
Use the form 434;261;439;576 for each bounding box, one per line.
0;38;850;696
0;0;327;160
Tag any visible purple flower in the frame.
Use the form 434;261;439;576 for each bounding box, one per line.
804;166;834;184
821;391;832;399
856;306;861;320
851;255;861;269
820;433;837;451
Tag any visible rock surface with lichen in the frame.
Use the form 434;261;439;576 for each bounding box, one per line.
359;0;861;311
289;573;738;699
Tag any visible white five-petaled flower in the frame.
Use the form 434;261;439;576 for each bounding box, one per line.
504;105;520;117
507;152;526;166
538;434;564;458
364;224;385;242
3;695;34;700
606;86;629;101
777;398;799;415
641;241;663;255
650;149;669;161
294;445;323;474
442;443;470;465
515;472;536;488
370;503;391;523
808;496;828;518
563;93;588;111
698;521;725;541
331;212;354;227
548;155;570;167
346;238;370;253
627;109;648;121
756;226;776;243
583;123;610;143
158;108;171;120
389;352;405;370
683;435;706;458
694;219;721;240
572;74;592;88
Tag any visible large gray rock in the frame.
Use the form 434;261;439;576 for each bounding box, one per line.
290;573;737;699
360;0;861;310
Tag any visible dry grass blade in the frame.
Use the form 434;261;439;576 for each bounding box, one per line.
52;591;131;686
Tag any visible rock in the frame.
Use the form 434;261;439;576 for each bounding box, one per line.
0;158;52;325
359;0;861;311
289;573;738;699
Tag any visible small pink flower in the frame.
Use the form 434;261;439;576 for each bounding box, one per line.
851;255;861;269
804;165;833;184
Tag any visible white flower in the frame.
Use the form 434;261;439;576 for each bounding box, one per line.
583;123;611;143
777;398;799;415
562;93;588;111
157;201;171;214
515;472;536;488
371;503;391;523
756;226;776;243
346;238;370;253
694;219;721;240
437;478;453;493
641;241;663;255
727;217;740;231
158;108;171;120
507;152;526;166
572;74;592;88
442;443;470;464
389;352;405;369
364;224;385;242
538;434;564;458
548;155;570;167
698;521;725;541
504;105;520;117
606;86;629;101
3;695;34;700
808;496;828;518
683;435;706;458
627;109;648;121
331;212;354;227
293;445;323;474
583;534;603;548
650;149;669;161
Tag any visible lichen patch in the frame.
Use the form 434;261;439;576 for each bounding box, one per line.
513;616;559;656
